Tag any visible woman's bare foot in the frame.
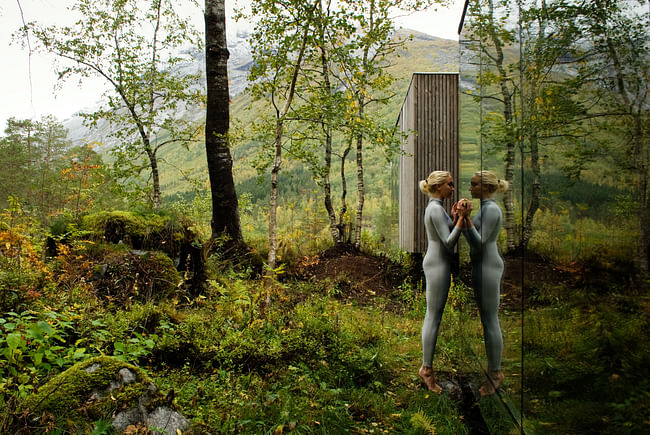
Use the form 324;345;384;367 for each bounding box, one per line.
479;370;505;396
418;366;443;394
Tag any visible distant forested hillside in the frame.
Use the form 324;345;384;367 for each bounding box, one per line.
153;30;462;205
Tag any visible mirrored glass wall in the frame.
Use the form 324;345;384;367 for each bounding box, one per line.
460;0;650;433
459;0;524;431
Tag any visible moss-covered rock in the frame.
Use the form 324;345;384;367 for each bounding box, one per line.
48;210;208;297
21;356;188;434
82;211;174;251
93;249;182;303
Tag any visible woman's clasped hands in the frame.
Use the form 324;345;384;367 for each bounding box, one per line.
452;198;473;228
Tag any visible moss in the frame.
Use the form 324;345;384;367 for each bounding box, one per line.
82;211;170;248
51;210;208;297
144;251;182;295
21;356;156;426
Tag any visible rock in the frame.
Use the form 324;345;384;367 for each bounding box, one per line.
21;356;189;434
439;378;463;402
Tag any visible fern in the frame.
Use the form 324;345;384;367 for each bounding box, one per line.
410;408;437;434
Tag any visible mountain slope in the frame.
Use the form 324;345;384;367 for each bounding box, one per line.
156;30;461;199
63;30;462;203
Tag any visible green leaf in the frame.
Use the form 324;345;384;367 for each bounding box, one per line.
33;351;44;366
6;332;24;351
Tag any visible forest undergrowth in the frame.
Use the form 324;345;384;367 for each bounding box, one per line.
1;205;648;434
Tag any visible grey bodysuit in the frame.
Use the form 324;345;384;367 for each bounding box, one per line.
464;198;504;372
421;198;461;367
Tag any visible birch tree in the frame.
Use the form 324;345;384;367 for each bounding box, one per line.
464;0;587;250
463;0;519;250
28;0;204;209
241;0;318;277
336;0;434;248
205;0;244;250
571;0;650;271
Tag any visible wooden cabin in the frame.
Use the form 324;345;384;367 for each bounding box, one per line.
397;72;459;253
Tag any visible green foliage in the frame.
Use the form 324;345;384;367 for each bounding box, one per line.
0;117;110;225
151;289;469;434
0;310;88;403
447;276;471;311
529;208;636;264
111;330;157;364
522;299;650;433
410;408;437;434
90;418;112;435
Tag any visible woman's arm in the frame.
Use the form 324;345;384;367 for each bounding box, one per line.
465;204;501;249
429;205;462;251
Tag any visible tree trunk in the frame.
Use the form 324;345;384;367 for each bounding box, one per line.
487;0;516;251
502;144;516;250
596;5;648;272
143;141;161;209
338;138;352;242
265;20;311;283
318;33;340;244
354;99;365;248
268;121;283;273
499;88;516;251
323;123;340;243
521;129;540;249
205;0;243;250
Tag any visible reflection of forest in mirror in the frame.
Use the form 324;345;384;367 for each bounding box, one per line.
461;0;649;433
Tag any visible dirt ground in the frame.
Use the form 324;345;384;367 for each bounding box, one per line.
294;243;578;310
293;243;407;306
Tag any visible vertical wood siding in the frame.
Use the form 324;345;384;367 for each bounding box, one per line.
398;73;459;253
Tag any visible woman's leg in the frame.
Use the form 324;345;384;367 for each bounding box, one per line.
421;270;450;367
475;261;504;395
420;266;450;393
478;264;503;372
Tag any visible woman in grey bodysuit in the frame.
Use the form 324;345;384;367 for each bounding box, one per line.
418;170;471;393
463;170;509;396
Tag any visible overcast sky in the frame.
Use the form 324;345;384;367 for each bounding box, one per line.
0;0;466;130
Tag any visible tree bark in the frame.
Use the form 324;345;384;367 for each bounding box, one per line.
268;120;283;274
205;0;243;250
339;139;352;242
354;114;365;248
521;126;540;249
323;121;340;243
143;141;161;209
486;0;516;251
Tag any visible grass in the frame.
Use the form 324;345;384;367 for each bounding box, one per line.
519;291;650;434
148;290;471;434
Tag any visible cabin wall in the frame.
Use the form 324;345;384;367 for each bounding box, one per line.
398;73;459;253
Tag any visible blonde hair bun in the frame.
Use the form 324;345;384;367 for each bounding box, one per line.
419;179;429;195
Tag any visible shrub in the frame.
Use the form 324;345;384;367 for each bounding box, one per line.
0;201;51;312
